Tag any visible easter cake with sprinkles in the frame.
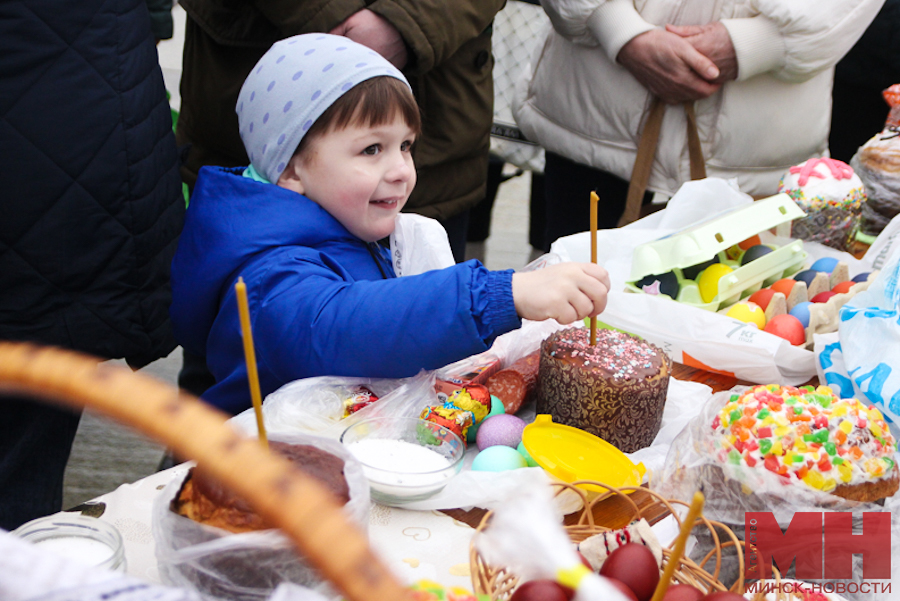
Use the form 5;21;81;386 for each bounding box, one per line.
713;384;898;503
536;327;671;453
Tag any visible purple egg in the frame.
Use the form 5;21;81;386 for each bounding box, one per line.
475;414;527;451
851;272;871;283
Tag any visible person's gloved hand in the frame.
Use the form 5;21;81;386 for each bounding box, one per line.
512;263;611;324
617;28;721;104
666;22;738;84
329;9;408;69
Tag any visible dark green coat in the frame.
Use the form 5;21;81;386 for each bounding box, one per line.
176;0;504;221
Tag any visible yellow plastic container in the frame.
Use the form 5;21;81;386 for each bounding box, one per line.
521;415;645;493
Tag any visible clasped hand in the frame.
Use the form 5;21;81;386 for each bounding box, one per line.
617;22;737;104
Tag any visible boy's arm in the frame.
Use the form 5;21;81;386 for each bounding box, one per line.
241;260;520;382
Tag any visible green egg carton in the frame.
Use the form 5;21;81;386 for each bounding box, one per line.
626;194;808;311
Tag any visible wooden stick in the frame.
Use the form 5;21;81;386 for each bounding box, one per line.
235;277;268;450
0;342;414;601
590;191;599;346
651;491;705;601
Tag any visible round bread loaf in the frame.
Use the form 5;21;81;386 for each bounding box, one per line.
536;327;671;453
712;384;898;503
174;442;350;533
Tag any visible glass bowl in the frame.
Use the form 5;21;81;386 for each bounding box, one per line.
11;513;126;571
340;416;465;506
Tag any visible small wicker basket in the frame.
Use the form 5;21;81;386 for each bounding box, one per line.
470;481;746;600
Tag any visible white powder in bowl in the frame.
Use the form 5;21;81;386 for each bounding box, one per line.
346;439;455;502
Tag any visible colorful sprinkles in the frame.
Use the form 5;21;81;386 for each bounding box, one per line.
712;384;897;493
547;328;662;382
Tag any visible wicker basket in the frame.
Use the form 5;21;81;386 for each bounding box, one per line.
0;342;414;601
470;481;746;600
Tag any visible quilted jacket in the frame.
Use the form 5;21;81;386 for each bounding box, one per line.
0;0;185;367
175;0;505;222
514;0;884;197
170;167;520;414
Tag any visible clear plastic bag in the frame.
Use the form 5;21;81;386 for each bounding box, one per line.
152;432;370;601
653;387;900;600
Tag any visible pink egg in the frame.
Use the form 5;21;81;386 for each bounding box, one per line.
476;414;527;450
764;314;806;346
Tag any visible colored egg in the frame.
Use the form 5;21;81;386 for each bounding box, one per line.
832;280;855;294
811;291;837;304
725;301;766;328
852;272;872;283
697;263;734;303
771;278;796;297
748;288;776;311
793;269;819;287
466;394;506;443
509;580;571;601
789;301;812;328
475;414;527;450
682;257;719;281
636;271;679;298
471;445;528;472
810;257;840;273
599;543;660;601
740;244;774;265
739;234;762;250
517;441;538;467
662;585;705;601
764;314;806;346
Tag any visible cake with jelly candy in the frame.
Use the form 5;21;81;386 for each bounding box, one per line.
777;157;865;251
536;327;670;453
712;384;898;503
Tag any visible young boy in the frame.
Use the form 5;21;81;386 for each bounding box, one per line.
170;34;610;415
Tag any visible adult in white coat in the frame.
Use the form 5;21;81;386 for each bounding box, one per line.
514;0;884;248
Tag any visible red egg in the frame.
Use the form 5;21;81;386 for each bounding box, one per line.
662;584;705;601
811;291;837;304
748;288;776;311
599;543;660;601
770;278;796;297
832;281;855;294
606;577;639;601
510;579;572;601
699;592;746;601
763;314;806;346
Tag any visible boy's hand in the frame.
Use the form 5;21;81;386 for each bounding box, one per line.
512;263;611;324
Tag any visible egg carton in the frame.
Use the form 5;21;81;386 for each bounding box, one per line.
626;194;808;312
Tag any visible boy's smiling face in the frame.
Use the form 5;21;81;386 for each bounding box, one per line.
278;113;416;243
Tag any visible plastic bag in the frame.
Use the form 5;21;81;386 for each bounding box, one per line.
390;213;455;277
229;370;438;440
653;387;900;601
818;242;900;428
152;432;370;601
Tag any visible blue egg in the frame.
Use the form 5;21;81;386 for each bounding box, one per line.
810;257;840;274
789;301;813;328
851;272;872;283
471;445;527;472
793;269;819;287
740;244;774;266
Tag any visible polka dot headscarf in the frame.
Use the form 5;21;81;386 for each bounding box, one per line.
237;33;410;184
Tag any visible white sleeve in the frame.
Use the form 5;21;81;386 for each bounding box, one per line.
722;0;885;82
541;0;655;60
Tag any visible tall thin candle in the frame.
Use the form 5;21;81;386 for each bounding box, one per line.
235;277;268;450
590;191;599;346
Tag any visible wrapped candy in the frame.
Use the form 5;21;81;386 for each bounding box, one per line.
420;385;491;443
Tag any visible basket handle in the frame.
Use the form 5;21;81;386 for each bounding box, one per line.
0;342;413;601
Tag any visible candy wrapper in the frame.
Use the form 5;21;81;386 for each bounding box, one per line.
653;386;900;601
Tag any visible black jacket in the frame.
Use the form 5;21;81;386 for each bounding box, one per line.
0;0;185;367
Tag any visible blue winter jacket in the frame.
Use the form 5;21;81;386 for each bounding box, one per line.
170;167;521;414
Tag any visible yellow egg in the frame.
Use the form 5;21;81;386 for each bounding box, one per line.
725;301;766;328
698;263;734;303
